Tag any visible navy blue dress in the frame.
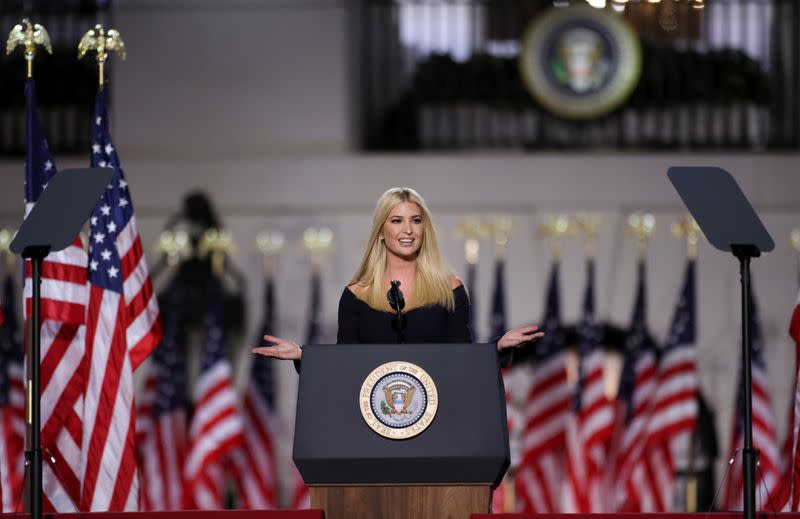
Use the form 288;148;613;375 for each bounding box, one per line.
336;285;472;344
335;285;511;367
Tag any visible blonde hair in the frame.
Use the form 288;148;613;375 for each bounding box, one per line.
349;187;455;312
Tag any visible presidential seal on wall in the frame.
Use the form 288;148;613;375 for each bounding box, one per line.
359;361;438;440
519;6;642;119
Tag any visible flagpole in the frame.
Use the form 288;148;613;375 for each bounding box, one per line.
6;19;53;519
791;230;800;285
673;216;701;511
78;24;127;91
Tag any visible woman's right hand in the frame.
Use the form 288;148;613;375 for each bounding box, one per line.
252;334;303;361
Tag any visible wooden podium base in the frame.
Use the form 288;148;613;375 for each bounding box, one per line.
310;484;491;519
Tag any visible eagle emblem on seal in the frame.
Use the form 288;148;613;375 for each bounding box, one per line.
381;382;416;415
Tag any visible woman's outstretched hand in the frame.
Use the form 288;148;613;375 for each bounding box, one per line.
252;334;303;360
497;325;544;351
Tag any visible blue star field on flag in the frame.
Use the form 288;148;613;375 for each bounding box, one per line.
663;260;696;355
252;276;277;409
466;262;477;339
200;278;227;375
531;262;565;364
574;258;603;411
153;288;187;418
618;261;656;423
305;271;321;345
24;79;57;206
489;259;507;341
87;88;133;294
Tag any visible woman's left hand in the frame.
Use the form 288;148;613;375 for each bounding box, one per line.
497;325;544;351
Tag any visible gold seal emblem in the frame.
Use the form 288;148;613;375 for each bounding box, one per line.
359;361;438;440
519;6;642;120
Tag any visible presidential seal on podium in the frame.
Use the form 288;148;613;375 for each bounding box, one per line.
519;5;641;120
359;361;438;440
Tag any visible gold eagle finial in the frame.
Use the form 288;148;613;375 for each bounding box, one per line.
6;18;52;78
78;25;126;87
78;24;126;62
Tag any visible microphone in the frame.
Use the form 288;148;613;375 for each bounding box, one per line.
387;280;405;344
387;279;405;311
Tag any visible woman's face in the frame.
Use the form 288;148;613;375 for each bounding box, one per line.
380;201;424;260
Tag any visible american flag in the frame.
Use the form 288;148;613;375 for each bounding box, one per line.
642;259;698;510
80;86;162;511
23;78;89;512
184;277;244;509
230;273;279;509
466;261;477;338
0;274;25;512
489;257;515;513
786;287;800;510
489;259;507;341
136;287;187;511
563;258;615;513
612;260;661;512
291;269;323;509
515;262;570;513
721;284;781;511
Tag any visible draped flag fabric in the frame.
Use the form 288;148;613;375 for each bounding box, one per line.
563;258;614;512
23;78;89;512
612;261;660;512
466;261;477;338
787;288;800;510
230;274;279;509
721;285;781;511
136;288;187;511
489;257;514;512
515;263;570;513
489;259;507;341
184;278;244;509
81;87;162;511
291;270;323;509
0;275;25;512
642;259;699;510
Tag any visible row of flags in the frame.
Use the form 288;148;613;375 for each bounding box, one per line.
487;251;800;513
26;79;161;511
135;269;310;510
0;258;313;512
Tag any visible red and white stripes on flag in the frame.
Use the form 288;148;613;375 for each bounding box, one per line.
23;78;88;513
515;353;571;513
786;288;800;510
229;275;279;509
228;382;279;509
563;259;615;513
0;362;24;512
185;363;244;509
291;466;310;509
80;87;162;511
515;263;570;513
0;276;25;512
564;348;615;512
611;355;666;513
632;258;698;512
135;289;187;512
184;278;244;509
136;375;188;511
721;287;781;511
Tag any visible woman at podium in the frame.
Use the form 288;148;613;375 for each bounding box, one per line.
252;187;542;361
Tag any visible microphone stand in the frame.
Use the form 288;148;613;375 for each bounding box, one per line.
388;280;405;344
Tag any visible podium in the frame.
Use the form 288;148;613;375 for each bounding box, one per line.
293;343;510;519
